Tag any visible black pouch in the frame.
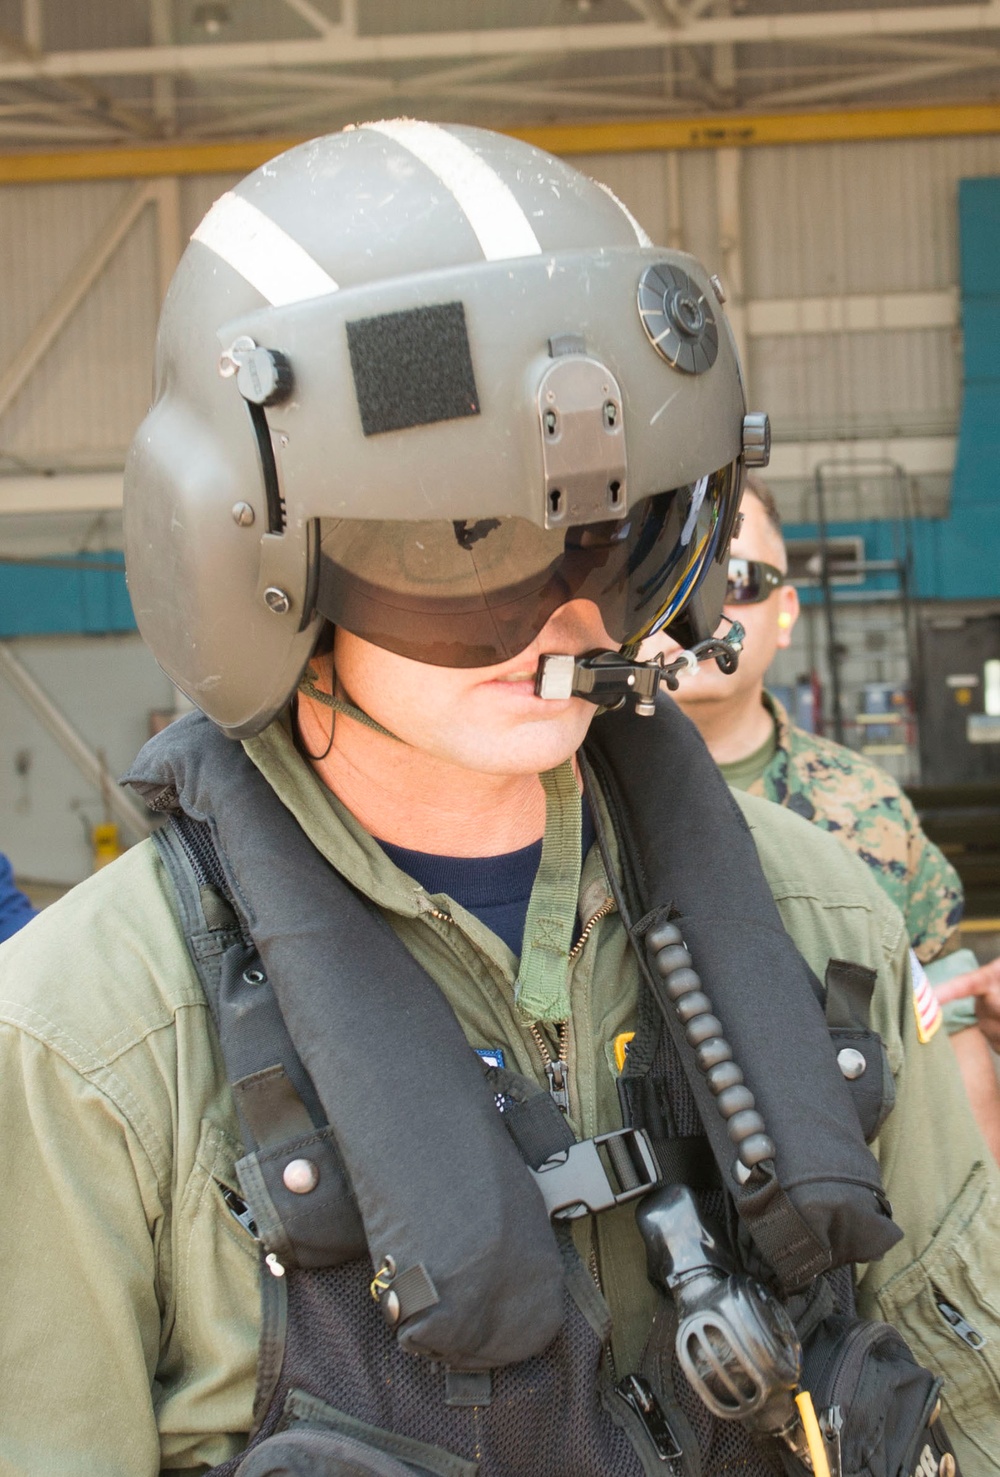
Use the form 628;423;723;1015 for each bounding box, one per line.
235;1428;418;1475
234;1390;479;1477
798;1316;961;1477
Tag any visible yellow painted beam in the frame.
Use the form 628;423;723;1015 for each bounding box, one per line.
0;136;306;184
1;102;999;185
514;102;1000;155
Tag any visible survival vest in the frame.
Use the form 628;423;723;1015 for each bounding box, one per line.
125;700;907;1477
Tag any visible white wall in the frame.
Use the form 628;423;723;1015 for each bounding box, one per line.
0;635;175;885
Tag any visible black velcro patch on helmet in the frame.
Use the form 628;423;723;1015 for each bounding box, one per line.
346;302;480;437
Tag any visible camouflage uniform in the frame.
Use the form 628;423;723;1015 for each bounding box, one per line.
743;692;963;963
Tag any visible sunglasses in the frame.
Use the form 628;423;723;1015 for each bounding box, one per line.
725;558;785;605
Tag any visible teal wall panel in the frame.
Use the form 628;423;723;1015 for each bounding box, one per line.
788;176;1000;605
957;177;1000;293
0;553;135;637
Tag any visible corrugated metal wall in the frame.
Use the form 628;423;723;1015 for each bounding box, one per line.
0;175;241;469
3;134;1000;489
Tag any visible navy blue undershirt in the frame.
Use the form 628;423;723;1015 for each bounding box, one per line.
378;796;596;959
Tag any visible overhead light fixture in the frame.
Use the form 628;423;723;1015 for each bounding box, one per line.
192;1;231;36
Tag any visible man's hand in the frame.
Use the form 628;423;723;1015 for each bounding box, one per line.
935;957;1000;1052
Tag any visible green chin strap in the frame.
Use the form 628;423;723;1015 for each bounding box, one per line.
298;666;400;742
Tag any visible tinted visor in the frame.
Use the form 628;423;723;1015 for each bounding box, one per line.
316;461;738;667
725;557;784;605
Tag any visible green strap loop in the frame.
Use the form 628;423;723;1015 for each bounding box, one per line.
515;759;582;1024
298;668;399;742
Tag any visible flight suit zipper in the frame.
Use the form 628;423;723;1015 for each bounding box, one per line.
529;1021;570;1113
528;898;615;1115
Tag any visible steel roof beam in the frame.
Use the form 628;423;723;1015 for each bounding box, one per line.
752;55;997;109
2;6;1000;82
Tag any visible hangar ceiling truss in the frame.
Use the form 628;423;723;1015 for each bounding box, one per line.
0;0;998;147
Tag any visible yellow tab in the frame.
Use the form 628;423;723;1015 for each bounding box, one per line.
92;822;122;870
794;1390;831;1477
613;1031;635;1073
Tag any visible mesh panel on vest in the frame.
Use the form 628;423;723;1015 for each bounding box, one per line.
209;1258;646;1477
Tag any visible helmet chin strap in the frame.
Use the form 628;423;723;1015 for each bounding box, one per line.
534;620;745;717
298;666;401;742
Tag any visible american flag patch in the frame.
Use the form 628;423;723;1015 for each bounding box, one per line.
910;950;942;1044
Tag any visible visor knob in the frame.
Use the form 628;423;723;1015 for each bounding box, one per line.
236;346;294;408
742;412;771;468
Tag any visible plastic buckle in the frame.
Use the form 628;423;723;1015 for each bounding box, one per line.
530;1127;659;1220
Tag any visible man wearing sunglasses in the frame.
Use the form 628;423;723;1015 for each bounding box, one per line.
654;475;1000;1162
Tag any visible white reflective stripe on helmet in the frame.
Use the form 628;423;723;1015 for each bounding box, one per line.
362;118;542;262
191;191;340;306
594;179;653;248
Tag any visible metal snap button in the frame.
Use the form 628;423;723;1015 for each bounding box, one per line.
282;1157;319;1194
837;1047;867;1080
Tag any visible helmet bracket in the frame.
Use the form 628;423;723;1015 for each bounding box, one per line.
254;520;319;635
537;356;627;530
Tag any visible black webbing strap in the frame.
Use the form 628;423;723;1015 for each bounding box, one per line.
647;1136;721;1194
154;818;327;1151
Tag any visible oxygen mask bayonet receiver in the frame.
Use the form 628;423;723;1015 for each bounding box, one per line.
636;1184;825;1472
535;621;745;716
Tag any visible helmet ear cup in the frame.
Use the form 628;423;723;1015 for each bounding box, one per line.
125;396;322;737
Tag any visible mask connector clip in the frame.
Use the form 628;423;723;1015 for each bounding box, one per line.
535;622;745;716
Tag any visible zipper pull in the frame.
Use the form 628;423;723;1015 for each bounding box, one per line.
818;1404;844;1477
219;1184;259;1240
616;1375;683;1464
545;1059;570;1114
936;1294;986;1349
